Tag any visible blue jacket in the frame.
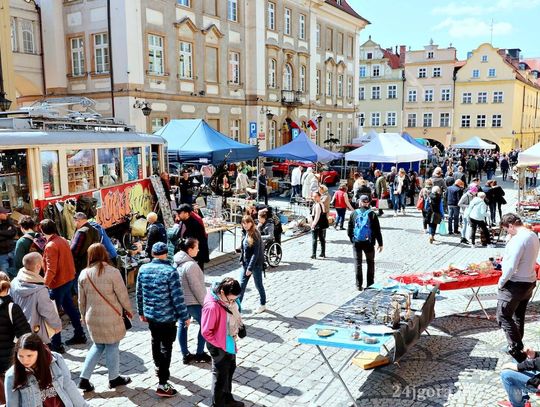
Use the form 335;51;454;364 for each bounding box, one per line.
88;221;117;260
136;258;188;323
4;352;89;407
240;234;264;272
446;185;463;206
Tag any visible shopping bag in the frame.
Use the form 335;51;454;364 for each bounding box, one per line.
379;199;389;210
438;220;449;235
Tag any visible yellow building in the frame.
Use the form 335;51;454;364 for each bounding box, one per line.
454;43;540;153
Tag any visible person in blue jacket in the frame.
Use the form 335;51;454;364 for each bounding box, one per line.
88;221;117;262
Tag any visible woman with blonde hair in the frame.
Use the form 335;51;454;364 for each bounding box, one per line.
239;215;266;313
77;243;133;392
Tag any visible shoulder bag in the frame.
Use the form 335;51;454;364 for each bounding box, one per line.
87;275;132;330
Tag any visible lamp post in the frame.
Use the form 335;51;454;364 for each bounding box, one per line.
382;122;387;133
0;93;12;112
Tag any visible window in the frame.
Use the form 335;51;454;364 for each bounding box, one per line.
347;122;352;143
461;115;471;127
370;112;380;127
440;113;450;127
358;86;365;100
488;68;496;77
386;112;396;127
424;89;434;102
10;18;17;51
347;77;353;98
316;69;321;95
492;114;502;127
299;14;306;40
94;33;109;74
418;67;426;78
427;51;434;59
283;63;293;90
41;151;61;197
326;71;332;95
268;59;276;88
268;2;275;30
229;51;240;84
337;75;343;98
326;27;333;50
408;89;417;102
348;36;354;58
472;69;479;78
372;65;380;77
97;148;120;187
326;122;332;139
366;52;373;59
337;122;343;143
477;91;488;104
70;37;85;77
432;67;441;77
21;20;35;54
337;33;344;54
67;149;96;193
228;0;238;22
481;55;488;62
387;85;397;99
204;0;217;15
145;144;160;177
371;86;380;100
462;92;472;104
151;118;166;132
205;46;218;82
147;34;164;75
407;113;417;128
284;8;291;35
358;113;365;127
441;88;451;101
300;65;306;92
230;119;240;141
177;0;190;6
179;41;193;79
423;113;433;127
359;66;366;78
269;120;277;149
316;24;321;48
493;91;504;103
476;114;486;127
122;147;142;182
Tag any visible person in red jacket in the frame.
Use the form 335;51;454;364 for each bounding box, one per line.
40;219;86;353
330;185;354;230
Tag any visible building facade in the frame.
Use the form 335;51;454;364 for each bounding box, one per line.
357;37;404;134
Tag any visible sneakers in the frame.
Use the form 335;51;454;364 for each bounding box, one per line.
194;352;212;363
310;255;316;259
65;335;87;346
78;378;94;393
156;383;177;398
225;400;245;407
460;238;469;244
183;353;195;365
109;376;131;389
255;305;267;314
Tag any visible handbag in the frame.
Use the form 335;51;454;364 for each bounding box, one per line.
87;275;132;330
379;199;389;210
438;219;449;235
416;195;425;211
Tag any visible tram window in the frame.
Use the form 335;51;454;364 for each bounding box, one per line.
151;144;161;175
0;149;30;214
67;149;96;193
40;151;61;197
123;147;142;182
97;148;120;187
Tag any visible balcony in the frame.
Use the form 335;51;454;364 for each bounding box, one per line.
281;90;303;107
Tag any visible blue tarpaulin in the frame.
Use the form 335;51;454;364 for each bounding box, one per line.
260;132;342;163
401;132;433;154
154;119;258;164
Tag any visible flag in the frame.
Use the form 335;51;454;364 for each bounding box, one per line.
288;120;300;130
307;117;318;131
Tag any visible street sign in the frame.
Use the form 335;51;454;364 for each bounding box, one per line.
249;138;257;146
292;128;299;139
249;122;257;139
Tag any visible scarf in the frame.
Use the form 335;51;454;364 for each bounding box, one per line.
17;267;45;284
219;298;243;338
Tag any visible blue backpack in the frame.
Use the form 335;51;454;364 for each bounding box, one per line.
353;209;372;242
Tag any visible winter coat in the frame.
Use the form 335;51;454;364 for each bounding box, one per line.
43;234;76;290
446;185;463;206
347;209;383;247
258;221;275;243
88;221;117;260
0;295;31;374
486;185;506;205
425;192;444;225
458;192;474;213
466;197;488;222
10;277;62;344
180;215;210;264
70;222;100;273
0;219;16;255
145;222;167;258
240;233;264;272
430;175;447;193
4;352;89;407
174;251;206;307
78;263;133;344
13;232;39;272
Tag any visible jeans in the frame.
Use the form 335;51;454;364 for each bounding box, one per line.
469;218;490;245
500;369;537;407
239;267;266;306
448;206;460;234
258;188;268;205
291;185;301;201
50;280;84;347
148;320;177;385
353;242;375;289
392;193;405;212
489;201;503;225
486;170;495;180
80;342;120;381
467;171;477;183
0;252;14;279
428;223;437;237
497;281;536;352
461;217;469;240
179;304;206;356
502;170;509;181
207;343;236;407
311;228;326;257
335;208;346;228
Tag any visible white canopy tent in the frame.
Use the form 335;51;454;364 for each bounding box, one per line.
517;142;540;167
452;136;496;150
345;132;428;163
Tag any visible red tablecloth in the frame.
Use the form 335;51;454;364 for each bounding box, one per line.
391;270;501;291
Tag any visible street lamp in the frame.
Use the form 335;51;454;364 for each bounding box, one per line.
0;92;12;112
317;113;323;123
133;100;152;116
382;122;387;133
260;107;274;121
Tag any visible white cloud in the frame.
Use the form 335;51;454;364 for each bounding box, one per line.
433;17;513;39
432;0;540;16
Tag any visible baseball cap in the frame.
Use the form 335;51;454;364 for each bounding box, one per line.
151;242;168;256
359;195;370;203
0;207;10;214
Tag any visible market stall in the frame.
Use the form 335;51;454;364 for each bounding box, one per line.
517;142;540;219
452;136;497;150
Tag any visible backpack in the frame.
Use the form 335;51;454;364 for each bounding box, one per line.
23;233;47;254
353;209;372;242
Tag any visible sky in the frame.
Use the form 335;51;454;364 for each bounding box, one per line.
348;0;540;60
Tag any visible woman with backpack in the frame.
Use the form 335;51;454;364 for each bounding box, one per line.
425;186;444;244
418;179;433;233
310;191;328;259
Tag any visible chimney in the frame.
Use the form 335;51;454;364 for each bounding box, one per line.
399;45;406;64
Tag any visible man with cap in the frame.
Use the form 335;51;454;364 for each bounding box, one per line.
0;207;17;278
70;212;100;284
145;212;167;258
136;241;190;398
347;195;383;291
446;179;465;235
175;204;209;270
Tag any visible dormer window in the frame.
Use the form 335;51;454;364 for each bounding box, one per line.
367;52;373;60
427;51;434;59
481;55;488;62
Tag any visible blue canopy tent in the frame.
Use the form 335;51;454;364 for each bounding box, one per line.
260;131;342;162
154;119;258;164
401;132;433;155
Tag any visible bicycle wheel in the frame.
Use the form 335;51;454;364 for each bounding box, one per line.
266;243;282;267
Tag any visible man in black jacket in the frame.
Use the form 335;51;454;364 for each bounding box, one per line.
175;204;209;270
347;195;383;291
499;347;540;406
446;180;464;235
145;212;167;258
0;208;17;279
70;212;100;282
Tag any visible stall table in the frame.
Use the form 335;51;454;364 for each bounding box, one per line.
206;223;239;253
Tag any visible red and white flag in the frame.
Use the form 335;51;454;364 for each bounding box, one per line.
288;120;301;130
307;117;318;131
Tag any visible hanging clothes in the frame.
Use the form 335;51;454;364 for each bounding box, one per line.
63;200;77;240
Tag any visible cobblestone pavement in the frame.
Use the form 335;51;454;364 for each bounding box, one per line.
59;176;540;407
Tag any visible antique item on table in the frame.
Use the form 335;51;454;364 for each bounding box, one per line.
316;328;337;338
351;329;361;341
391;300;401;329
361;336;379;344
